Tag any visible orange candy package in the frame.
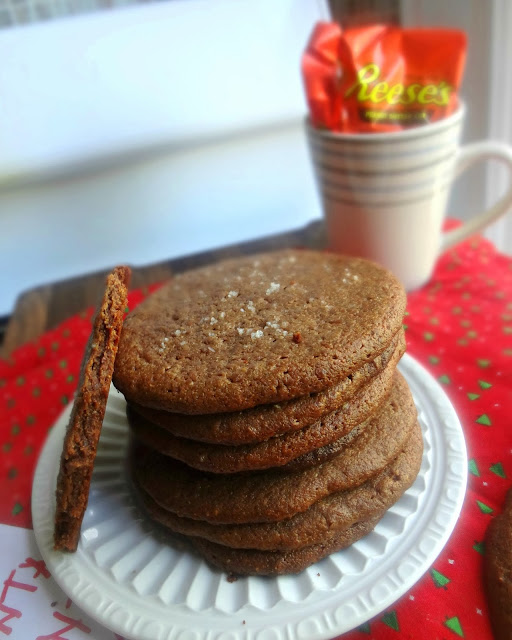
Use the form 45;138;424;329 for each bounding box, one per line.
301;22;467;132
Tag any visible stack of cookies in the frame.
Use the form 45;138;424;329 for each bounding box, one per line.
113;249;422;576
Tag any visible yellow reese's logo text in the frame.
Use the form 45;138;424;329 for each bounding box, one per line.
345;63;452;106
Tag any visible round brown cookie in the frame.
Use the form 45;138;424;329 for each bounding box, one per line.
190;516;381;576
113;250;406;414
129;330;405;445
133;421;423;551
484;487;512;640
132;372;417;524
127;358;399;474
54;266;131;552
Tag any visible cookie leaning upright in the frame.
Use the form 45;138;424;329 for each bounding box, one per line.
113;250;406;414
54;266;131;552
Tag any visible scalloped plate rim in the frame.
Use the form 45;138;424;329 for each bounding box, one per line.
31;353;467;640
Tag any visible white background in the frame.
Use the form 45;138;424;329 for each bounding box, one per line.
401;0;512;255
0;0;328;317
1;0;512;317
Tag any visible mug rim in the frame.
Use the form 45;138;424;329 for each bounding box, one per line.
305;100;466;143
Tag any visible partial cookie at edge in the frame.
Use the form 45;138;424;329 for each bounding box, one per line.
484;487;512;640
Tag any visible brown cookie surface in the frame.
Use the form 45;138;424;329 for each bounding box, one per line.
271;419;367;473
113;250;406;414
132;372;417;524
191;517;381;576
134;421;423;551
127;357;401;474
129;330;405;445
484;488;512;640
54;266;131;551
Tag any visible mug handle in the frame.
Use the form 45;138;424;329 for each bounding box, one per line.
441;141;512;251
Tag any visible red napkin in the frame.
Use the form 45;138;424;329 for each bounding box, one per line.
1;236;511;639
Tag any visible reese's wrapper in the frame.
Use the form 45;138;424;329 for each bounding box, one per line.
302;22;467;132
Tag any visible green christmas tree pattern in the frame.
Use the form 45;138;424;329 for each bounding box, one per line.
476;500;493;514
381;610;399;632
490;462;506;478
445;616;464;637
431;568;451;589
468;459;480;477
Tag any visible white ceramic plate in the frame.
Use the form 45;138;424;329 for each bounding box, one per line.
32;353;467;640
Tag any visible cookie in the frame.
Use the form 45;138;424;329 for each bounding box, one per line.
484;487;512;640
191;517;381;576
132;372;417;524
129;330;405;445
127;356;399;474
54;266;131;551
113;250;406;414
271;419;367;473
133;421;423;551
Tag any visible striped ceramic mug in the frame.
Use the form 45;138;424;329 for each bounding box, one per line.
305;103;512;291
